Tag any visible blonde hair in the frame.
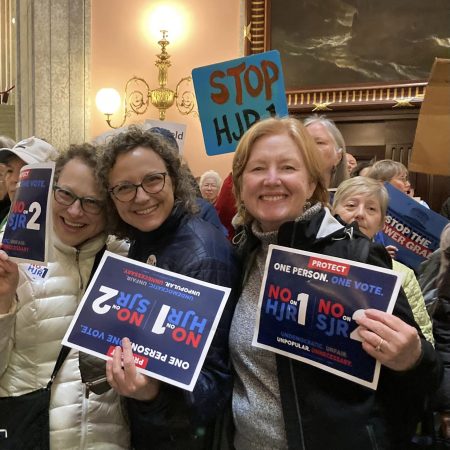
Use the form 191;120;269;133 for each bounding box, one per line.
332;176;389;221
232;116;328;227
367;160;408;183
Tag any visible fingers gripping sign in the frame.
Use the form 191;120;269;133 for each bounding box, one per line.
355;308;422;371
0;249;19;314
106;337;161;401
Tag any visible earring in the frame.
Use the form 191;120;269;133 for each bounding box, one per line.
303;200;311;212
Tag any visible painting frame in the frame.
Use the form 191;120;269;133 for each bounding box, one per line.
244;0;435;112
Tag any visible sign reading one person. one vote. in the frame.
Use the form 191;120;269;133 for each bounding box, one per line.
253;245;402;390
62;251;231;391
192;50;288;156
2;163;55;264
381;183;449;271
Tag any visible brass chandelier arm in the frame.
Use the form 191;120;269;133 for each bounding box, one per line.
98;30;197;126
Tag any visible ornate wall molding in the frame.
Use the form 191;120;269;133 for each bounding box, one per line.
16;0;91;148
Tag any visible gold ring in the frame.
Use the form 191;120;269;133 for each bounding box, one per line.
375;337;384;352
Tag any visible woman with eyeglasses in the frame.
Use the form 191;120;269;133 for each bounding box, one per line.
0;144;130;448
98;125;240;450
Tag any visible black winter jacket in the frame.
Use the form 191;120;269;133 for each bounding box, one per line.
433;254;450;412
126;204;240;450
236;207;442;450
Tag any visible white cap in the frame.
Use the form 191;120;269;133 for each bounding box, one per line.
0;137;59;165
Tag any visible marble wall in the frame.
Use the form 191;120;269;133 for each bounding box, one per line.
15;0;90;150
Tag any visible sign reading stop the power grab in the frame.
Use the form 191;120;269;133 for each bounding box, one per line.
192;50;288;156
2;163;55;264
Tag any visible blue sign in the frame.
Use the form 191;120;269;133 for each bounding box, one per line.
253;245;402;389
62;252;231;391
382;183;449;271
2;163;54;264
192;50;288;156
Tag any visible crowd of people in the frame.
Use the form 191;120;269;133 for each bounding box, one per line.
0;112;448;450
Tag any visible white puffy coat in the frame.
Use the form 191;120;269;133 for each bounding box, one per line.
0;233;130;449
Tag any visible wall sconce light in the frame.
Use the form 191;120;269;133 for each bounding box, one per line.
96;30;196;128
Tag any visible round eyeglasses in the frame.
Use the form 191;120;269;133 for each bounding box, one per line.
53;186;104;215
109;172;167;202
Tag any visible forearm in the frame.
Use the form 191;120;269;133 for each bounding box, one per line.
0;299;17;376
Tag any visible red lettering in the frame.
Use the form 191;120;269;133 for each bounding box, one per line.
268;284;291;302
117;308;144;326
244;64;263;98
226;62;246;105
210;70;228;104
261;60;279;100
185;331;201;348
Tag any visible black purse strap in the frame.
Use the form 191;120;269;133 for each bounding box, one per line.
46;244;108;390
46;346;70;389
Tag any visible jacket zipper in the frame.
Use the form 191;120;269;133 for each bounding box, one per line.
75;248;83;291
84;376;107;399
289;359;306;450
80;383;89;449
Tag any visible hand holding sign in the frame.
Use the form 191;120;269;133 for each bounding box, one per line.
106;337;161;401
356;309;422;371
1;163;55;264
0;250;19;314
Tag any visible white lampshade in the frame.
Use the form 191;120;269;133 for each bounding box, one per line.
96;88;121;115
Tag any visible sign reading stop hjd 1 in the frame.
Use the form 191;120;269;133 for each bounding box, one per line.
192;50;288;156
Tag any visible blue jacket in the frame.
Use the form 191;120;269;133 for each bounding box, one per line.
126;203;240;450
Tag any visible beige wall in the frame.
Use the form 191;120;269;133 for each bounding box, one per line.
91;0;243;179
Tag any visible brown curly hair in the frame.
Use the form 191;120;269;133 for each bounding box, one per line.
97;125;198;239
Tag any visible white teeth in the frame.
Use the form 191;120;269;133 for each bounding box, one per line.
64;219;84;228
135;206;156;215
261;195;285;201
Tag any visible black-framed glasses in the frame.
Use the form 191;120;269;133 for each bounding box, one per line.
109;172;167;202
53;186;104;215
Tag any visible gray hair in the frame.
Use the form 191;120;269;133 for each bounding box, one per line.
303;114;348;188
199;170;222;188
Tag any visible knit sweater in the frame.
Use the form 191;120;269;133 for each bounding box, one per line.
230;222;288;450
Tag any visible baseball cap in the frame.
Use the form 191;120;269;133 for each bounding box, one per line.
0;136;59;165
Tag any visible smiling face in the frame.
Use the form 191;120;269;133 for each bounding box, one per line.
52;158;106;247
240;133;317;232
108;146;175;232
334;193;383;239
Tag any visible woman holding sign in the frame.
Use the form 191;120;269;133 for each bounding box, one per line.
98;126;239;450
229;116;441;450
332;176;434;344
0;144;130;448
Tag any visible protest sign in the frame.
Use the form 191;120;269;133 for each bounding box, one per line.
192;50;288;156
410;58;450;176
382;183;449;270
143;119;187;153
62;251;231;391
253;245;402;390
1;163;55;264
94;120;186;153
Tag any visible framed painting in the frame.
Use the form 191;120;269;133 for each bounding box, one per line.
245;0;450;112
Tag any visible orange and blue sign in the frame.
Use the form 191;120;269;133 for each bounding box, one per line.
192;50;288;155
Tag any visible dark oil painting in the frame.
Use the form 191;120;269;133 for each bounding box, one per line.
270;0;450;91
